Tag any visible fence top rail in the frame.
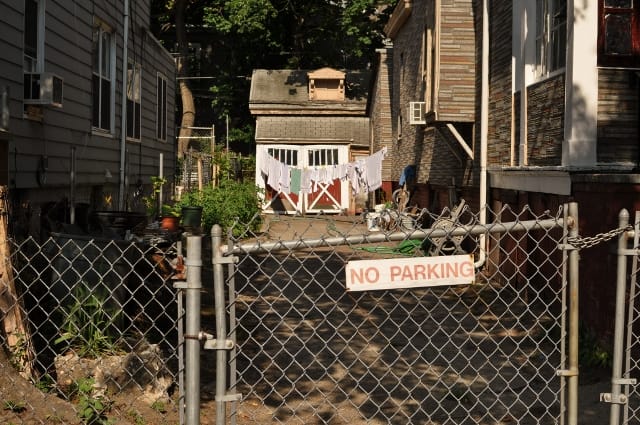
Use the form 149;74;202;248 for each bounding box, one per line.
222;217;565;256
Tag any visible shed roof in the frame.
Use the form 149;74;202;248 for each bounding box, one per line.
249;69;369;114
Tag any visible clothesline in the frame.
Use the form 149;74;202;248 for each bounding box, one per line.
259;147;387;196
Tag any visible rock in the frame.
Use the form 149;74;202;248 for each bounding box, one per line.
54;342;173;404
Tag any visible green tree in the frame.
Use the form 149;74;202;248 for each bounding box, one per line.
150;0;394;153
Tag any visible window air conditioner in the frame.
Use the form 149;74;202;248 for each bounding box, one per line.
24;72;63;107
409;101;426;125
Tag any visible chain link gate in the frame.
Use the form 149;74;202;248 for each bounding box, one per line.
604;209;640;425
204;202;580;424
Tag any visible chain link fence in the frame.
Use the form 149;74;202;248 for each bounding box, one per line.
0;228;184;424
0;200;633;424
607;209;640;425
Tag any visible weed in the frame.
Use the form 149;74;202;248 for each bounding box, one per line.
151;400;167;414
35;373;56;393
54;281;121;358
74;377;113;425
3;400;26;413
126;409;146;425
45;413;65;424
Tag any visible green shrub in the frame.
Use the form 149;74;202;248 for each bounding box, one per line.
178;180;262;237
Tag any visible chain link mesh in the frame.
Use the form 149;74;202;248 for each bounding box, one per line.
221;204;569;424
0;229;183;424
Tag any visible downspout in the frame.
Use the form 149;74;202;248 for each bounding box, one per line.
118;0;130;210
478;0;489;268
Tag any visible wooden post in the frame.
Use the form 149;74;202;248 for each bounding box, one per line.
0;186;35;380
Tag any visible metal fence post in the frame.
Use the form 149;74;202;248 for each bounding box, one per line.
567;202;579;425
609;208;630;425
185;235;203;424
212;224;229;425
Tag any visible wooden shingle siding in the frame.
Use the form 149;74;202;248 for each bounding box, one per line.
597;69;640;164
526;75;564;166
484;2;512;168
437;0;475;122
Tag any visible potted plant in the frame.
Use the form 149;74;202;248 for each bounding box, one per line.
160;203;181;232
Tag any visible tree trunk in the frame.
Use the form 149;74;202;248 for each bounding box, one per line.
175;0;195;158
0;186;35;380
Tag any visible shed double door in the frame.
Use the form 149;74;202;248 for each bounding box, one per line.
259;145;349;214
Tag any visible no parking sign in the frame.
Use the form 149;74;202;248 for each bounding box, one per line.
345;254;475;291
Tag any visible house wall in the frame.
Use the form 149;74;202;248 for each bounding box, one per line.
370;47;394;201
0;0;175;236
387;0;475;210
436;0;476;122
526;75;564;166
483;2;512;170
597;69;640;164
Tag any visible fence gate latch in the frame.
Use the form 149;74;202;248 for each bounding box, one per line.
600;378;637;405
201;332;234;350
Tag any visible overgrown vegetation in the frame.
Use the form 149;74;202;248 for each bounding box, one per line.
178;180;262;237
54;282;122;358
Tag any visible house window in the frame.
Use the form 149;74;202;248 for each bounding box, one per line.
126;62;141;140
535;0;567;77
92;24;114;132
24;0;44;72
156;73;168;141
598;0;640;67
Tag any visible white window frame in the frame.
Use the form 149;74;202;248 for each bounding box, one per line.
126;61;141;141
535;0;567;79
92;22;116;134
23;0;45;73
156;73;168;141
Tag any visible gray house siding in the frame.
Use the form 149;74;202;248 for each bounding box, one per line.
0;0;175;235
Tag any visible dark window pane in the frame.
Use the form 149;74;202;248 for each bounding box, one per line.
605;0;632;8
605;14;632;55
92;75;100;127
135;103;141;139
100;78;110;130
24;0;38;58
127;99;134;137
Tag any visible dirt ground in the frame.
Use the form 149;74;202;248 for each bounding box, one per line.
0;214;618;424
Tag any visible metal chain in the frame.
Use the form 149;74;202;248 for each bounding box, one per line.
567;225;633;249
